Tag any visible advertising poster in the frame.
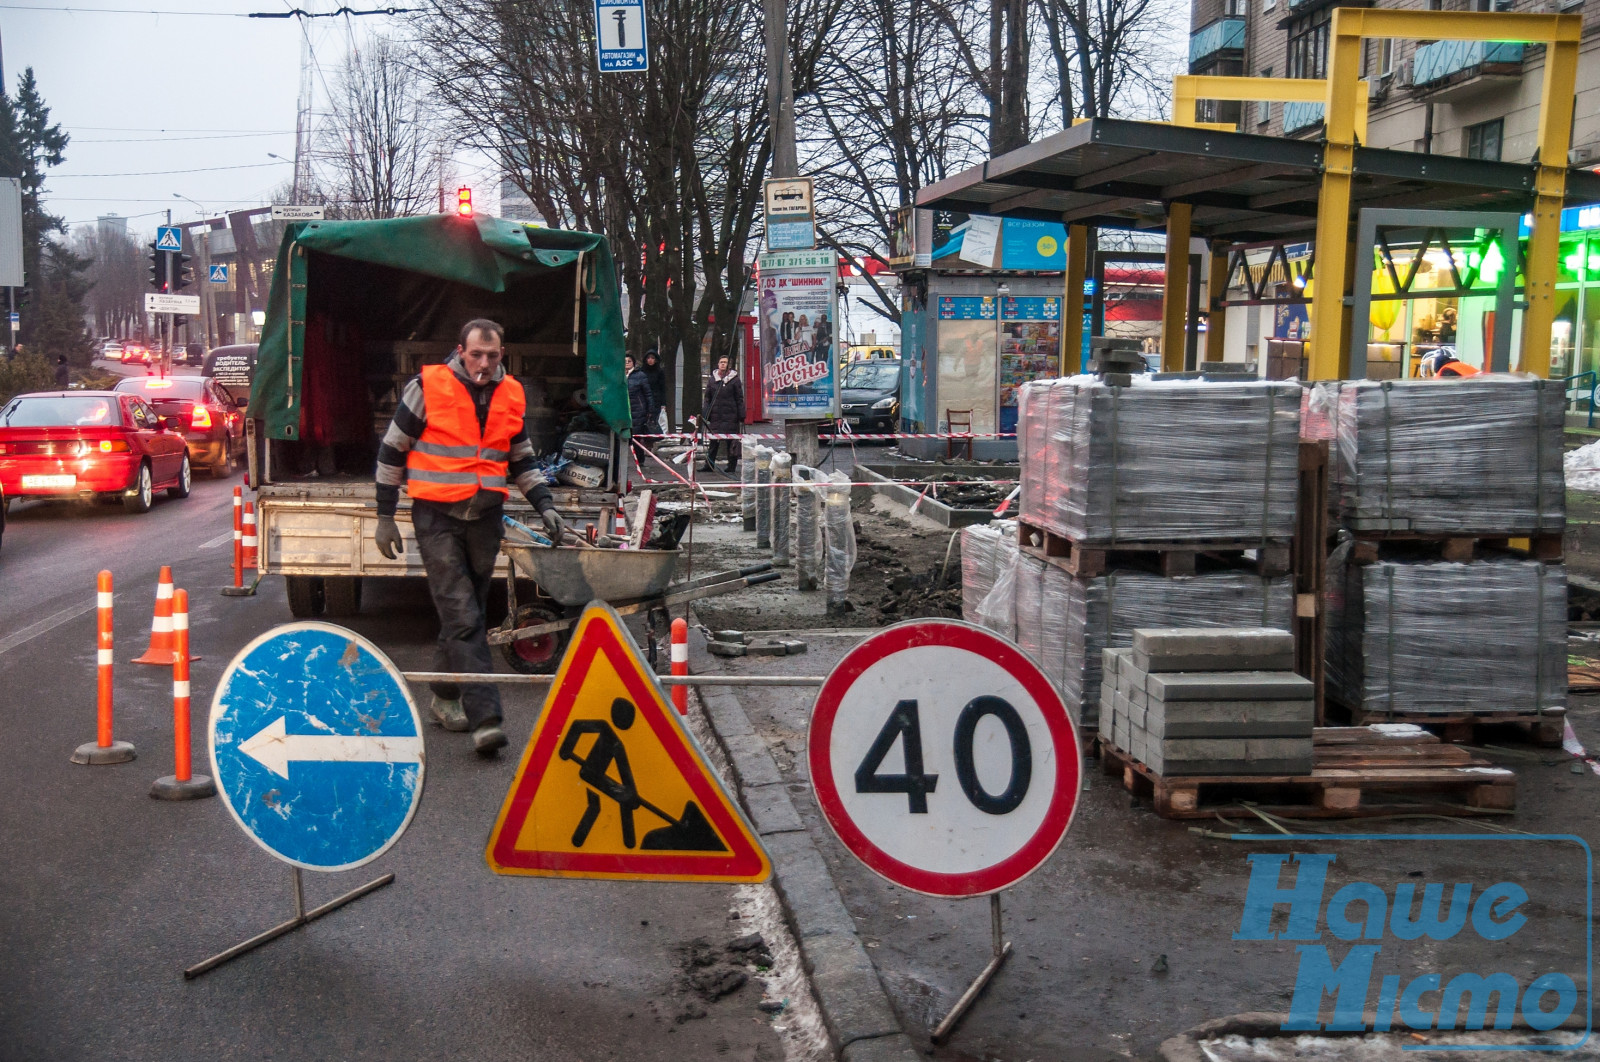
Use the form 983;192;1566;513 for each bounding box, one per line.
757;249;838;417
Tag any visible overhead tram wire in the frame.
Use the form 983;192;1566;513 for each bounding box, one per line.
0;3;414;14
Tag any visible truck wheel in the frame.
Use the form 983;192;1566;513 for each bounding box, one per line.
286;575;325;618
500;603;570;675
323;576;362;617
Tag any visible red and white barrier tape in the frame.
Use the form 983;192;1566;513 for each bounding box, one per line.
634;431;1016;442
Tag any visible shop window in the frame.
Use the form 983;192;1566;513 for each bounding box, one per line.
1288;8;1331;79
1465;118;1504;161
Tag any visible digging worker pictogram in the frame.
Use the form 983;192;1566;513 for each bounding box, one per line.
558;697;728;853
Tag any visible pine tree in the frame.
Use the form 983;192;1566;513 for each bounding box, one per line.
0;70;77;351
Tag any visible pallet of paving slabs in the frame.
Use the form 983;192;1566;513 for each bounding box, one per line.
1017;520;1291;578
1348;532;1564;566
1097;727;1517;819
1335;705;1567;748
1293;440;1328;725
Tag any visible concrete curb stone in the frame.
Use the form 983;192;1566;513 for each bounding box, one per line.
687;627;922;1062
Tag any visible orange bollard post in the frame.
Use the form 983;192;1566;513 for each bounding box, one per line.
242;502;258;572
73;571;136;764
231;486;243;587
670;618;689;715
151;589;215;800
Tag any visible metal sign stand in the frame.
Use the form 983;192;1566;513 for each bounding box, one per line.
184;866;395;980
930;892;1013;1045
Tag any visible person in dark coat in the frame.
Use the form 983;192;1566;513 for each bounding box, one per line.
54;356;69;388
701;354;744;473
626;353;654;445
641;347;668;430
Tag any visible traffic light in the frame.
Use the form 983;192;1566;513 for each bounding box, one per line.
147;243;170;292
456;186;473;218
171;249;194;291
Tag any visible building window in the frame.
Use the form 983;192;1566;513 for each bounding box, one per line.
1263;0;1275;11
1257;67;1273;124
1224;0;1247;14
1465;118;1504;161
1372;37;1393;76
1288;7;1331;79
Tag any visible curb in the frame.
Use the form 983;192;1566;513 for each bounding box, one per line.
688;626;923;1062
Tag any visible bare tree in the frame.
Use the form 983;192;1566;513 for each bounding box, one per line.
320;34;450;219
1033;0;1183;124
73;225;142;338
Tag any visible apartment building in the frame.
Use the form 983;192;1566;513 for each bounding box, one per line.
1189;0;1600;375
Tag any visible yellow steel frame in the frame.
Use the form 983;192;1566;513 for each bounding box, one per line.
1309;10;1580;380
1061;224;1088;374
1171;74;1370;139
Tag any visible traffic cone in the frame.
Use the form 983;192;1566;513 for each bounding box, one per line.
614;509;629;542
134;567;200;665
242;502;258;572
670;618;689;715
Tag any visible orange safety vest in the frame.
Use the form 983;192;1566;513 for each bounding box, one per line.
405;364;526;503
1438;361;1480;377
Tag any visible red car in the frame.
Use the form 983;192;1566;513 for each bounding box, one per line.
0;391;191;513
113;375;246;476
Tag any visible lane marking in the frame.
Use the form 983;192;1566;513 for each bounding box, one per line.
0;599;100;657
200;530;234;549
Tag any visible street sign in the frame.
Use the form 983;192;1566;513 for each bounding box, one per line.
764;177;815;251
0;178;22;287
486;602;770;882
807;619;1081;897
208;263;229;284
594;0;648;72
271;204;325;221
144;292;200;314
155;226;183;252
209;622;425;872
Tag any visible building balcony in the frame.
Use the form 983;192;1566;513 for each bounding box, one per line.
1189;18;1246;71
1283;100;1324;135
1411;40;1524;100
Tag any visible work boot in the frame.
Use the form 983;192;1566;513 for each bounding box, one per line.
473;723;508;756
429;695;469;732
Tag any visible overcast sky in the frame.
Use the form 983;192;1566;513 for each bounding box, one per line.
7;4;414;238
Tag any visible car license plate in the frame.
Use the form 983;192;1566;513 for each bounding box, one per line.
22;474;76;489
847;416;863;426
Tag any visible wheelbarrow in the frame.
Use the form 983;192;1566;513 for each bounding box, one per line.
489;540;779;674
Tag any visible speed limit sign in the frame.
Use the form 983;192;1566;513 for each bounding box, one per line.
808;620;1081;897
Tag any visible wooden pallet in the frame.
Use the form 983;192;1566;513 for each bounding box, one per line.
1017;520;1291;578
1348;531;1563;565
1333;704;1567;748
1570;663;1600;692
1098;725;1517;819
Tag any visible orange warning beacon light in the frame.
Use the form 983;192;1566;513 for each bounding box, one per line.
456;186;473;218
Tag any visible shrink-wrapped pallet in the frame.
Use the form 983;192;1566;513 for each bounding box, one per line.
960;522;1016;624
1017;376;1302;544
975;530;1021;642
1016;569;1295;728
1325;546;1566;716
1326;376;1565;535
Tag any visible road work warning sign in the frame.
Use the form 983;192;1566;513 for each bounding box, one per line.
486;602;770;883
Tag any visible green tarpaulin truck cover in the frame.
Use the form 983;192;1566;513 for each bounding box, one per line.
249;213;628;439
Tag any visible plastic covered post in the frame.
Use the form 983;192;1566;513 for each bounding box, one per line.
771;452;792;567
755;446;773;549
822;471;856;613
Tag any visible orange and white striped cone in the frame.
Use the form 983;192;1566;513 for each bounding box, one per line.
151;588;215;800
670;618;689;715
72;570;135;764
135;566;201;664
614;509;629;542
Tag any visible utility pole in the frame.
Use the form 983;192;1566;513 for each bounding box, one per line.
163;209;173;378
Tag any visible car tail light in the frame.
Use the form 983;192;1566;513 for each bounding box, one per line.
97;439;130;453
191;404;212;429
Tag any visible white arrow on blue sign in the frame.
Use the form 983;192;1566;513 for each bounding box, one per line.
155;226;183;252
595;0;648;72
209;622;426;872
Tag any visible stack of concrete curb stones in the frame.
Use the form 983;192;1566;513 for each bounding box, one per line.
1098;627;1315;775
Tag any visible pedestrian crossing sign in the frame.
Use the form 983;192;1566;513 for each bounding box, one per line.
208;263;229;284
155;226;182;252
486;601;770;882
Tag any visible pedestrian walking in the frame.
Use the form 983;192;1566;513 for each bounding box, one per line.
54;355;69;388
371;318;564;755
642;347;669;431
702;354;744;473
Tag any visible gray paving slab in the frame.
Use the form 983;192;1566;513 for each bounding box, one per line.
1146;670;1315;701
1130;627;1295;658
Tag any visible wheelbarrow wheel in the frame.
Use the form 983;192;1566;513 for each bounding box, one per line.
500;602;571;675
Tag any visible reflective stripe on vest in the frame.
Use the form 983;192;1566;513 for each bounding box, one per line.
405;364;526;503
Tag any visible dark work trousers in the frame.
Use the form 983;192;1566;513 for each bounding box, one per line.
411;502;503;729
703;434;741;471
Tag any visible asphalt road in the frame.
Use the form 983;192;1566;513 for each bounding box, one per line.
0;478;787;1062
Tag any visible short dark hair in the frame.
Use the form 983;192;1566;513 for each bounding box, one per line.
458;318;505;347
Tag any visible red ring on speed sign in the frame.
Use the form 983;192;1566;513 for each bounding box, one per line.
808;619;1081;897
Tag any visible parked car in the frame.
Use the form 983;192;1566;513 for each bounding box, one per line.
834;359;902;434
0;391;191;513
113;375;246;476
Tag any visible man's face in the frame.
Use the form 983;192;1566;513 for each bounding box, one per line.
458;328;504;384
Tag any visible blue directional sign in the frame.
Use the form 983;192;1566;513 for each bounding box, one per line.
209;622;425;872
208;263;229;284
155;226;183;252
595;0;648;72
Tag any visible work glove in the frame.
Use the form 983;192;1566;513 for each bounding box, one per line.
539;506;565;539
375;516;404;559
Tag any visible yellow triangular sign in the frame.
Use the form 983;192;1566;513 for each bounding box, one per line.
486;601;772;882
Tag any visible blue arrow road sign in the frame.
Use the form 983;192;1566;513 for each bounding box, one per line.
208;263;229;284
155;226;183;252
209;622;426;872
595;0;648;72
